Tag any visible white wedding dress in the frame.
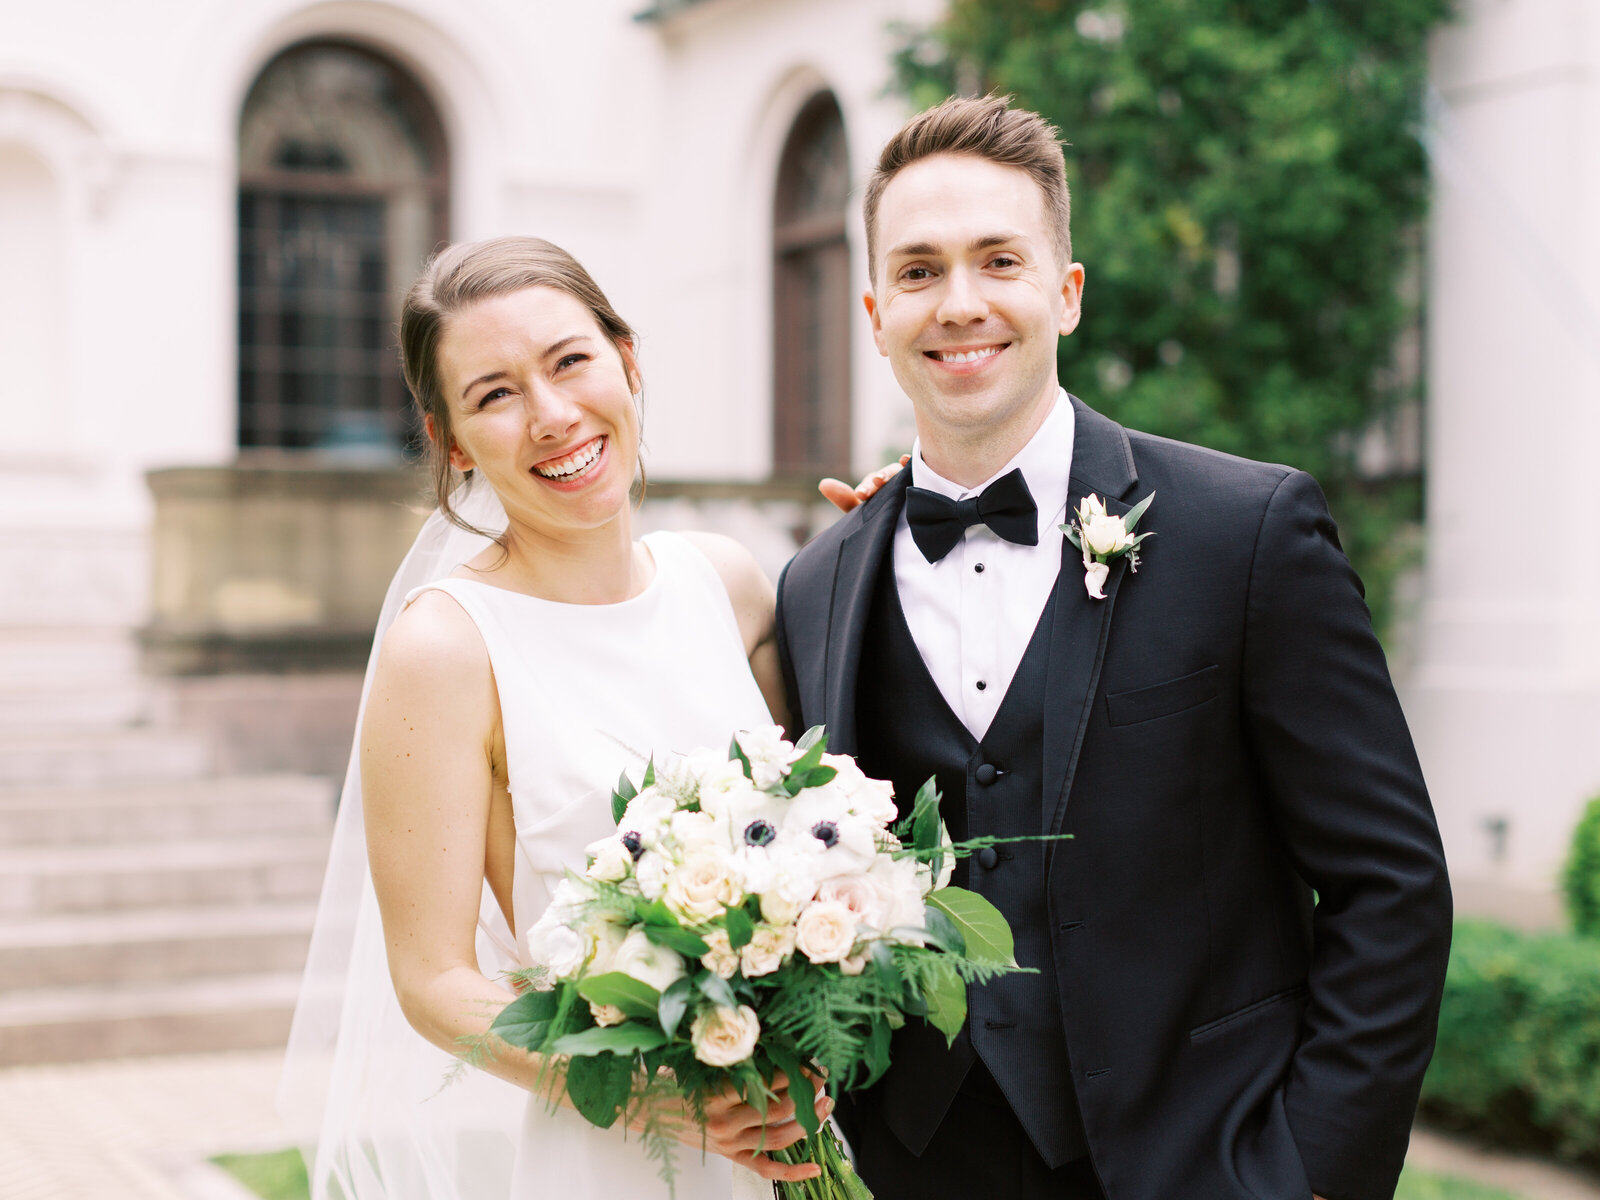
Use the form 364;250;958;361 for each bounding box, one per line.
407;530;774;1198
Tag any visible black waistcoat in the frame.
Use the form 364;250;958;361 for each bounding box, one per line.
854;550;1086;1167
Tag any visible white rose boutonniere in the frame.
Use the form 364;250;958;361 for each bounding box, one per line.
1063;491;1155;599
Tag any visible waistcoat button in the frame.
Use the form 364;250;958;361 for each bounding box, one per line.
977;846;999;870
975;763;998;785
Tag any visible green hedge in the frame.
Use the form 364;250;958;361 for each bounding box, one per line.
1563;797;1600;939
1420;920;1600;1166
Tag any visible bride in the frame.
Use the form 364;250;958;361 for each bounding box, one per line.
280;236;892;1198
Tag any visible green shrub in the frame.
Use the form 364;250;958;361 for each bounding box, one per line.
1420;920;1600;1167
1563;796;1600;938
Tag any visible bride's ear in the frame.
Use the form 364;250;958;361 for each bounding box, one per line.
426;414;475;472
618;339;643;397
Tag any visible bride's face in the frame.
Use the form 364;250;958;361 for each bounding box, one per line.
436;286;641;537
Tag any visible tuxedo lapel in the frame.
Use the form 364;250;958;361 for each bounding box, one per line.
821;471;908;756
1043;397;1140;847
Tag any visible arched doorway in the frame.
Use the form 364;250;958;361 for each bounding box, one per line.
237;40;448;453
772;91;850;478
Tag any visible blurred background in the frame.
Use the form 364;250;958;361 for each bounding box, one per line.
1;1;1597;1197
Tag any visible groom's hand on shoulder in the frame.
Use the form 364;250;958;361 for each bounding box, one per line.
819;455;909;513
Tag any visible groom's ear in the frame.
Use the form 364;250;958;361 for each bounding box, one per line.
863;290;888;357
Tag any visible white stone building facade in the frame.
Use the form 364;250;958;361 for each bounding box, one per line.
1;0;1596;897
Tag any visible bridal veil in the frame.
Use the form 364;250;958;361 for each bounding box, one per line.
278;481;524;1199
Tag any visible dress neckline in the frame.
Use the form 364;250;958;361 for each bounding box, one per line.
444;533;665;611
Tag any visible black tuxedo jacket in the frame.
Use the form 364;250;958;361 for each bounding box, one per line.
774;397;1451;1200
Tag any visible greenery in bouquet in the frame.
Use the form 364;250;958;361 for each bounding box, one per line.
488;725;1039;1198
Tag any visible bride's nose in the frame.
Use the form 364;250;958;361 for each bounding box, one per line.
523;384;583;442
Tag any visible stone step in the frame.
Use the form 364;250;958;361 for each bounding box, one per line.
0;971;304;1064
0;774;335;845
0;627;144;684
0;678;160;733
0;836;330;916
0;901;319;989
0;726;213;788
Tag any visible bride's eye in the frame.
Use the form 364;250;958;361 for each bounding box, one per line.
555;353;589;371
477;386;512;408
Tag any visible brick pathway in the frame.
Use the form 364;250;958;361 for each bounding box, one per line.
2;1049;1599;1200
0;1050;283;1200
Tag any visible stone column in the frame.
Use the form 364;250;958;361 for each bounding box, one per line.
1407;0;1600;891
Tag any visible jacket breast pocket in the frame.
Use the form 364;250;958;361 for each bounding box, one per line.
1104;664;1220;727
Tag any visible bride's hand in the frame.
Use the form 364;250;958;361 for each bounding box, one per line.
694;1071;832;1181
819;455;910;513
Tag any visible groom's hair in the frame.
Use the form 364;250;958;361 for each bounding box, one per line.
399;237;640;537
863;95;1072;283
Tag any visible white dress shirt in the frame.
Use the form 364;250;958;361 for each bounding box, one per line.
893;390;1076;740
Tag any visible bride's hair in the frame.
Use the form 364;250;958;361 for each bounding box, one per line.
399;236;641;536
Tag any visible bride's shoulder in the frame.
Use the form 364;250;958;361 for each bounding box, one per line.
375;587;490;688
671;531;775;649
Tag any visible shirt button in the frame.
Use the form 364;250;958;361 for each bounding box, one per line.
975;680;987;691
974;562;985;573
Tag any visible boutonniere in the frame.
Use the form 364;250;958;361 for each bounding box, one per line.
1062;492;1155;599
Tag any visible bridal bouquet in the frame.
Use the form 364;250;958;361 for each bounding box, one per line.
490;726;1027;1199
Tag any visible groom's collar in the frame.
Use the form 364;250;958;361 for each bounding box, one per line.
907;389;1075;527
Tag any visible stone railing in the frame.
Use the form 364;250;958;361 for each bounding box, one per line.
139;462;844;674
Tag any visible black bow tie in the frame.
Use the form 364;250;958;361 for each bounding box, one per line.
905;467;1039;563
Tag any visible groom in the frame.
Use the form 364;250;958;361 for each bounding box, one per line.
774;96;1451;1200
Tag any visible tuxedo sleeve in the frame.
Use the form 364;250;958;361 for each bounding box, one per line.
774;557;806;736
1240;470;1451;1200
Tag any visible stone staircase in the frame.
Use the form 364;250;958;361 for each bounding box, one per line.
0;628;336;1065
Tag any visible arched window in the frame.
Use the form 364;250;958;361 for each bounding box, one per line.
772;92;850;478
237;41;447;452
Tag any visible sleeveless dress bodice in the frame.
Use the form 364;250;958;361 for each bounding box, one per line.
406;531;772;1197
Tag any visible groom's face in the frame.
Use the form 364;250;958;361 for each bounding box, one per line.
864;153;1083;467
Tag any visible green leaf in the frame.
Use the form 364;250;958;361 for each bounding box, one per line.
796;725;828;753
489;989;558;1051
870;940;911;1010
786;735;828;784
696;970;738;1010
921;904;966;956
730;734;754;781
576;972;662;1020
612;771;638;824
565;1052;635;1129
766;1044;820;1137
657;976;692;1040
724;904;754;951
918;957;968;1043
862;1014;893;1088
548;1022;667;1057
642;758;656;789
928;887;1017;967
1062;523;1082;550
641;922;709;957
1122;490;1155;532
789;765;838;792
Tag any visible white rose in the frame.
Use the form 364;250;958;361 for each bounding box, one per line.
822;755;898;826
589;1002;626;1027
524;916;588;979
1080;493;1108;520
700;928;740;980
669;810;724;856
665;853;739;923
736;726;795;790
839;947;871;976
1084;559;1111;600
690;1004;761;1067
587;919;629;976
796;900;858;964
817;875;886;930
635;850;668;900
585;835;632;883
739;923;796;977
870;855;928;942
1082;512;1132;557
610;928;687;994
759;890;803;926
